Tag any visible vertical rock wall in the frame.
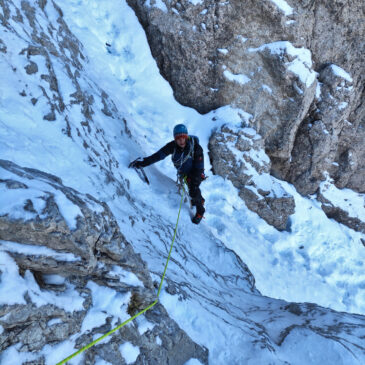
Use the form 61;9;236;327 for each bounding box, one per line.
127;0;365;196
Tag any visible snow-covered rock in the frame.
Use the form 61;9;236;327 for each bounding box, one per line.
0;159;208;364
209;124;295;230
288;63;357;195
318;176;365;234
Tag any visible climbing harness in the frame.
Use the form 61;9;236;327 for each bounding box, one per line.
177;174;192;209
56;181;186;365
172;136;196;172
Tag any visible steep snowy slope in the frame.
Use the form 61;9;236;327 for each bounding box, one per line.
1;0;365;364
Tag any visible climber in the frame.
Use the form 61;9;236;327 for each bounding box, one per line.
129;124;206;224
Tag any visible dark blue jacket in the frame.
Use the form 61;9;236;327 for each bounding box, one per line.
140;136;204;176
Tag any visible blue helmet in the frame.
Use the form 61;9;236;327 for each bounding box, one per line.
173;124;188;139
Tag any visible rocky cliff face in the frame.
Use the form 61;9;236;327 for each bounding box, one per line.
0;159;208;364
127;0;365;228
209;124;295;230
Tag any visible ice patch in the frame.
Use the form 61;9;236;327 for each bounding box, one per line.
95;358;113;365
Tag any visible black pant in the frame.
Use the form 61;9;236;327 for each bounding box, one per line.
187;175;205;215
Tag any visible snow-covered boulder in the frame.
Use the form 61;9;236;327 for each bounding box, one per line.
209;124;295;230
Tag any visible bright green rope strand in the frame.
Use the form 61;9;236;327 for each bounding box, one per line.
57;185;186;365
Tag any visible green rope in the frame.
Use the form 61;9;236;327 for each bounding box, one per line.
57;186;186;365
157;186;185;297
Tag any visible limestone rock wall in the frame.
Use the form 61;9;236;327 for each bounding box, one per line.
127;0;365;197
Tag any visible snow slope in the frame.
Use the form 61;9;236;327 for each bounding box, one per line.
55;0;365;316
1;0;365;363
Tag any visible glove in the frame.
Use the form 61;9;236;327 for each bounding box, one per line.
129;158;144;169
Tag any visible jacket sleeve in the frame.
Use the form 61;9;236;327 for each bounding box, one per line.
140;141;175;167
192;141;204;174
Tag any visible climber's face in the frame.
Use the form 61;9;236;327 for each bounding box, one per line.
176;136;187;148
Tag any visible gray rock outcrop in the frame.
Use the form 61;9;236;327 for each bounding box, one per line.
0;159;208;364
127;0;365;196
209;124;295;230
287;64;359;195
